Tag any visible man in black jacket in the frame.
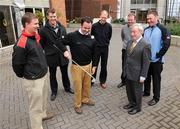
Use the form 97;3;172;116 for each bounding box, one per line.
39;8;74;101
91;10;112;89
12;12;54;129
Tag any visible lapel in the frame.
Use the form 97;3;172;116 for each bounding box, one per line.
45;22;62;40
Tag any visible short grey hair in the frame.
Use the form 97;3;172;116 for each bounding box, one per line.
130;23;144;34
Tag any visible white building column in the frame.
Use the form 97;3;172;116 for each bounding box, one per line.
123;0;131;19
117;0;121;19
12;0;25;37
157;0;166;20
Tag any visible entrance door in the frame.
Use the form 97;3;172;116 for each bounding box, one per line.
137;10;148;23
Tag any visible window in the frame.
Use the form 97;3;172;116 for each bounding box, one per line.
152;0;157;4
144;0;150;4
137;0;143;4
25;8;33;13
131;0;136;4
0;6;15;47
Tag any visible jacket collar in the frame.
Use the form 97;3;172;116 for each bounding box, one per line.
22;30;40;43
45;20;62;29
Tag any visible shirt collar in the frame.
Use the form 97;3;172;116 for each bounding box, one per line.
79;29;89;35
135;36;142;43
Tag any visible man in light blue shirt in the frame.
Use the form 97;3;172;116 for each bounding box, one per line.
143;10;171;106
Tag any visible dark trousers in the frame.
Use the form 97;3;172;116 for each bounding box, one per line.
121;49;126;84
49;65;70;95
93;46;109;84
126;79;143;110
144;62;163;101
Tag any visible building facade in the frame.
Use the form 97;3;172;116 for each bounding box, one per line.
0;0;49;48
0;0;170;48
65;0;118;21
65;0;167;23
117;0;166;23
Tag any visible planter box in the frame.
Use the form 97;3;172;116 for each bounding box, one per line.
171;35;180;47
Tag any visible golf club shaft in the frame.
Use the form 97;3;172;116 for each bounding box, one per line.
53;44;96;80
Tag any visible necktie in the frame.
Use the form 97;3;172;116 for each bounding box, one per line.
130;41;137;53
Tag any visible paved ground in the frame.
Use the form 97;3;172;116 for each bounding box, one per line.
0;27;180;129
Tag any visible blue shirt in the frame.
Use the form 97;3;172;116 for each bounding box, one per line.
144;25;163;62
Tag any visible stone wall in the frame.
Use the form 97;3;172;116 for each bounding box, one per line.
171;35;180;47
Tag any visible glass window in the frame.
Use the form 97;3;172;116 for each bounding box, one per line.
131;0;136;4
144;0;150;4
137;0;143;4
152;0;157;4
0;6;15;47
25;8;33;13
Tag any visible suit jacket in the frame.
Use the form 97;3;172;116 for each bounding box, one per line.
124;38;151;82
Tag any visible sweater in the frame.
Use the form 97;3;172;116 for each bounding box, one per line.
91;21;112;47
63;30;98;66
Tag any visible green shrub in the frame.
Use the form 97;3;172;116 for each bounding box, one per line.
69;17;81;24
35;11;44;26
112;18;126;24
167;23;180;36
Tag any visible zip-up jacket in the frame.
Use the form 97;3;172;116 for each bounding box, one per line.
144;23;171;63
39;21;68;67
12;31;47;79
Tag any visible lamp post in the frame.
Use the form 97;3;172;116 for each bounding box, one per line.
164;0;168;25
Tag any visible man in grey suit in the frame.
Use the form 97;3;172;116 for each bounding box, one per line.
123;23;151;115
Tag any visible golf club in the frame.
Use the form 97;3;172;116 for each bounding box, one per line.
53;44;96;82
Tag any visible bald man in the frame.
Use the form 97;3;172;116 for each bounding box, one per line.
91;10;112;89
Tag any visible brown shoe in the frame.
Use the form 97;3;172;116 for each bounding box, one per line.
82;100;95;106
100;83;107;89
74;107;83;114
42;112;55;121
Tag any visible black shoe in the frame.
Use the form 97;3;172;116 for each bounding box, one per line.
117;82;125;88
143;93;150;97
91;82;94;86
128;108;141;115
50;94;56;101
123;104;134;109
65;89;74;94
148;99;158;106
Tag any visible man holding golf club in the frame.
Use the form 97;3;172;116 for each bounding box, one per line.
62;16;98;114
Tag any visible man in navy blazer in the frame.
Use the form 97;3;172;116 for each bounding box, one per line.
123;23;151;115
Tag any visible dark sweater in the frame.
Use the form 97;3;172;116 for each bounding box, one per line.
91;21;112;47
63;30;98;66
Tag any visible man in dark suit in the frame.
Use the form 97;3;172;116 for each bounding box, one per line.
39;8;74;101
123;23;151;115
